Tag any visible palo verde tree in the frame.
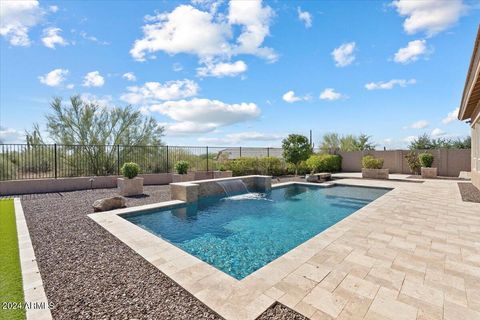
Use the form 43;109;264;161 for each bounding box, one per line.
320;132;376;154
27;96;164;175
282;134;312;175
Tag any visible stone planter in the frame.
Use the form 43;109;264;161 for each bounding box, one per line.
172;173;195;183
362;168;389;179
214;170;233;179
117;177;144;196
421;167;437;179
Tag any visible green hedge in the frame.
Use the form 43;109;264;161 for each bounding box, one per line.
305;154;342;173
362;155;384;169
225;157;287;176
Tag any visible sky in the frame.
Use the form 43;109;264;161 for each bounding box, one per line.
0;0;479;148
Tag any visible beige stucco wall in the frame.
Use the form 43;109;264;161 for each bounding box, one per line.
0;173;173;196
338;149;471;177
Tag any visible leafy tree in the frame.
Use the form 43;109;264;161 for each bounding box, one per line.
282;134;312;175
26;96;164;175
354;134;376;151
320;133;340;154
408;133;471;150
339;134;357;152
321;132;376;153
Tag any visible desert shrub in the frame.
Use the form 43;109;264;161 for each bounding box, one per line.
226;157;286;176
404;151;420;174
174;160;190;174
258;157;286;176
418;152;434;168
287;161;310;175
226;157;259;176
121;162;140;179
362;155;384;169
0;157;16;180
306;154;342;173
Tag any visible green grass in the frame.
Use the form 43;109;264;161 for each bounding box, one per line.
0;199;25;320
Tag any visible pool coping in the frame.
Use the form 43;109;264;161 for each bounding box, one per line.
88;180;398;320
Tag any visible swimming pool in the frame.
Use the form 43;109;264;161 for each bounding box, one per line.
123;184;390;279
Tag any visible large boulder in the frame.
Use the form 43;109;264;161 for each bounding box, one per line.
93;196;126;212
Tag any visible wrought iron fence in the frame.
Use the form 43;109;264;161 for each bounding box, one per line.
0;144;285;181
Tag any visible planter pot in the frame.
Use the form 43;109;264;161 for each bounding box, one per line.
117;177;144;196
362;168;389;180
213;170;233;179
172;173;195;183
421;167;437;179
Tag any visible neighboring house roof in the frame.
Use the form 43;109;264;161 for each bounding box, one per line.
458;25;480;121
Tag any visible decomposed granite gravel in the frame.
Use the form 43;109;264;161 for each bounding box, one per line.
19;186;306;319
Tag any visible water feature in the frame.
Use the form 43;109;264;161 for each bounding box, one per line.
216;179;250;197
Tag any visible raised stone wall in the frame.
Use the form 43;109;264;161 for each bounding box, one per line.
170;175;272;202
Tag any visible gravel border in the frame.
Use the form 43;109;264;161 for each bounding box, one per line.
20;185;306;319
458;182;480;203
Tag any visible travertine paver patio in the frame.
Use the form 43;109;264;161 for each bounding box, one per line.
90;179;480;320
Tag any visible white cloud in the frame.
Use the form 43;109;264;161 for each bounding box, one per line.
319;88;344;101
0;0;43;46
80;93;113;108
173;63;183;72
38;68;68;87
383;138;393;145
282;90;307;103
431;128;446;138
122;72;137;82
297;7;312;28
83;71;105;87
150;98;260;134
404;135;417;143
197;60;247;77
392;0;467;37
79;31;109;45
365;79;416;90
41;27;68;49
130;1;276;63
0;127;24;143
198;131;282;144
49;5;59;13
120;79;199;105
442;108;460;124
394;40;429;64
407;120;429;129
66;84;74;89
331;42;356;67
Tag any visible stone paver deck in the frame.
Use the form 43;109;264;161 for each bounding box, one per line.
90;179;480;320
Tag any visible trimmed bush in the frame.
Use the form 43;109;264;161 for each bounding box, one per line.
225;157;287;176
418;152;434;168
174;160;190;174
121;162;140;179
287;161;310;175
306;154;342;173
362;155;384;169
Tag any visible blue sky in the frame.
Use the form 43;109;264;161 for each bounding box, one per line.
0;0;479;148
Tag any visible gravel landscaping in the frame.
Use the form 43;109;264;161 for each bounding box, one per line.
458;182;480;203
20;185;305;319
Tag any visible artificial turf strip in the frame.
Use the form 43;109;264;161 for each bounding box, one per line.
0;199;25;320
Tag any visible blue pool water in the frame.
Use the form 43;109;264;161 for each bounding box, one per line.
123;184;390;279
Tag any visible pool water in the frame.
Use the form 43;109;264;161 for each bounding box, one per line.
123;184;390;279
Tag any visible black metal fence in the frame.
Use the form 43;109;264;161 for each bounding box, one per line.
0;144;285;181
